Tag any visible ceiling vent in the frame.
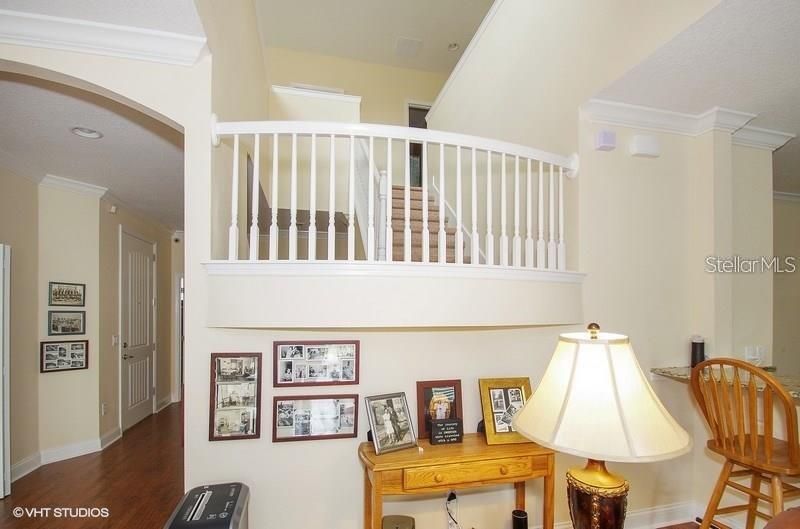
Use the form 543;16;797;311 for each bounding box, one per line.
395;37;423;59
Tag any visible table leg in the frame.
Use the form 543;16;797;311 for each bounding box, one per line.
543;470;554;529
371;472;383;529
364;469;372;529
514;481;525;511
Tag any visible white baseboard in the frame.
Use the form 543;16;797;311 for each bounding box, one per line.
40;438;101;465
155;395;173;413
534;501;696;529
100;427;122;449
10;451;41;482
171;388;182;404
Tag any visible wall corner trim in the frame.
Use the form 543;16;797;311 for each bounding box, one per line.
10;451;41;483
732;126;795;151
40;174;108;197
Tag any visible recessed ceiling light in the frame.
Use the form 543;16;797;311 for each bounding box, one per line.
448;42;460;52
71;127;103;139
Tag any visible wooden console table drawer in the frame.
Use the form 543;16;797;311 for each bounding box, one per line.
404;455;535;490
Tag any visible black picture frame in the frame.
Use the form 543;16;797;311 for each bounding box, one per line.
47;310;85;336
40;340;89;373
48;281;86;306
209;352;262;441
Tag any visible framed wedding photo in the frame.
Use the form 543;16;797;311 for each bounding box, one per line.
48;310;85;336
415;379;463;439
273;340;359;387
48;281;85;306
365;392;417;455
209;352;262;441
478;377;533;445
40;340;88;373
272;394;358;442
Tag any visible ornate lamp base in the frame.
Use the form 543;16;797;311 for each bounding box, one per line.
567;459;630;529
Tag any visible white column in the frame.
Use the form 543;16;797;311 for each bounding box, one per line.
512;155;521;267
348;135;355;260
558;165;566;270
248;134;261;261
288;133;298;261
386;139;393;262
421;141;430;263
486;151;494;265
547;163;556;269
308;133;317;261
471;147;479;265
367;136;375;261
525;158;534;268
269;133;279;261
455;146;464;264
228;134;240;261
404;139;412;262
536;160;545;269
327;135;336;261
499;153;508;266
438;143;446;263
378;170;388;261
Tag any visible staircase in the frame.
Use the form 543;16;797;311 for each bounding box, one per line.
391;185;468;263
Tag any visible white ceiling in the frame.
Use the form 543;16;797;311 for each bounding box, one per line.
0;73;184;229
596;0;800;193
255;0;494;73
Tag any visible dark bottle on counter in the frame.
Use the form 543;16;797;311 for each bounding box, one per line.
691;335;705;367
512;509;528;529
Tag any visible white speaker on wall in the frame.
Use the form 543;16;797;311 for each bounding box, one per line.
594;129;617;151
629;134;661;158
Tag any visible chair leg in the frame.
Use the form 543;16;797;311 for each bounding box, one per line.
745;472;762;529
700;460;734;529
771;475;785;517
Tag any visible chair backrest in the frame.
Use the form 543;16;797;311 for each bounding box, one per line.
691;358;799;467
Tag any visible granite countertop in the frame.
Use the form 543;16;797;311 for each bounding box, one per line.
652;366;800;402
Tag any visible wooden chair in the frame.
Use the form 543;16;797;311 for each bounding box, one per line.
691;358;800;529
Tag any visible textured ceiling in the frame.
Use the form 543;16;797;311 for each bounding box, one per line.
596;0;800;193
255;0;494;73
0;73;183;229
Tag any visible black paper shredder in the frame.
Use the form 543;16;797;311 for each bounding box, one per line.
164;482;249;529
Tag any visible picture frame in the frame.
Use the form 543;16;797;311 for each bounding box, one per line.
415;379;463;439
478;377;533;445
48;281;85;306
273;340;359;387
365;392;417;455
209;352;262;441
40;340;88;373
272;394;358;442
47;310;85;336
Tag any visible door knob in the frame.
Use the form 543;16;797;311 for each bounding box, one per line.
123;342;128;348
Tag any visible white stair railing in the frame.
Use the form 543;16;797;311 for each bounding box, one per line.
214;120;576;271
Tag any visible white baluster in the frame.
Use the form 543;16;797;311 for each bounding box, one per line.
525;159;534;268
348;135;355;260
228;134;240;261
499;153;508;266
378;170;388;261
308;133;317;261
547;163;556;269
422;141;430;263
248;134;260;261
471;147;479;265
558;165;566;270
289;133;298;261
367;136;375;261
512;155;521;267
455;146;464;264
269;133;278;261
536;160;545;269
327;135;336;261
486;151;494;265
404;139;411;262
386;139;393;262
438;143;446;263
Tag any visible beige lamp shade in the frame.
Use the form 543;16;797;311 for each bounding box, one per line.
512;331;691;463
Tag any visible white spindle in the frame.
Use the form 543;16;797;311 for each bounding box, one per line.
308;133;317;261
378;170;388;261
269;133;278;261
536;160;545;269
455;146;464;264
288;133;298;261
327;135;336;260
547;163;556;269
525;159;533;267
470;147;479;265
404;139;412;262
438;143;446;263
512;155;521;267
386;139;393;262
422;141;430;263
348;135;355;260
500;153;508;266
248;134;260;261
558;166;566;270
486;151;494;265
228;134;240;261
367;136;375;261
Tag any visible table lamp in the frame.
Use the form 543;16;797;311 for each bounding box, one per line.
512;323;691;529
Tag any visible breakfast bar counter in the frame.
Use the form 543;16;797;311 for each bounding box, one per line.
651;366;800;403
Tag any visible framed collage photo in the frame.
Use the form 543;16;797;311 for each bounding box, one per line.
415;379;463;439
273;394;358;442
40;340;88;373
273;340;359;387
48;310;85;336
478;377;533;445
209;353;262;441
48;281;85;306
365;392;417;455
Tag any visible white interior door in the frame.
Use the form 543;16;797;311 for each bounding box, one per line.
0;245;11;497
120;231;155;431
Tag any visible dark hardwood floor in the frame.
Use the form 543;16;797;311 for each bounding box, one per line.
0;403;183;528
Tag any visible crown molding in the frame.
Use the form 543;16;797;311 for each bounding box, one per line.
0;9;207;67
271;85;361;104
732;125;795;151
40;174;107;197
774;191;800;202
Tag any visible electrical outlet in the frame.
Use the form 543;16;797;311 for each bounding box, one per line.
100;402;107;416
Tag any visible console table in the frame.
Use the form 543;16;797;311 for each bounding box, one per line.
358;433;555;529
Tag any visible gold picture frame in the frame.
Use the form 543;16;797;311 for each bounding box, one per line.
478;377;533;445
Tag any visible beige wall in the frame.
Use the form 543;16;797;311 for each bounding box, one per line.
0;167;39;466
774;197;800;374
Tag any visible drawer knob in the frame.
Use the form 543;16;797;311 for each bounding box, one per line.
434;474;444;483
499;466;509;475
